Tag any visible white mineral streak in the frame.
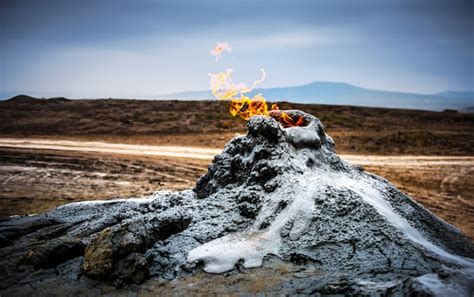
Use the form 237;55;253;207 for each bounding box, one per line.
187;174;314;273
187;122;473;274
186;230;280;273
414;268;474;297
334;173;474;267
58;190;196;208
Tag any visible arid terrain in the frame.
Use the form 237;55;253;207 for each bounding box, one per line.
0;96;473;240
2;95;473;155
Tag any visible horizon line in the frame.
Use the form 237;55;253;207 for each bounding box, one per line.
2;80;473;101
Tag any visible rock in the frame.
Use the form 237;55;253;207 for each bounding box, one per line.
1;110;473;295
82;228;114;277
21;238;84;269
110;252;149;286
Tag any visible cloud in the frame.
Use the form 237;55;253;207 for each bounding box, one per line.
236;31;343;49
1;0;472;97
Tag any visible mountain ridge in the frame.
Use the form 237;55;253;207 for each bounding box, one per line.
3;81;472;111
157;81;473;111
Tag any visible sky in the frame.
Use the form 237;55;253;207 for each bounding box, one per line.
0;0;472;99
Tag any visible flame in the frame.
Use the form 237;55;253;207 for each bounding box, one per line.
229;94;269;120
210;42;232;61
209;42;306;127
209;68;276;120
280;112;305;127
209;68;266;100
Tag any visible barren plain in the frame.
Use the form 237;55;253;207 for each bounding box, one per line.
0;96;473;239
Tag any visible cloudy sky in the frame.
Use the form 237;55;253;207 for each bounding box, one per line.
1;0;472;98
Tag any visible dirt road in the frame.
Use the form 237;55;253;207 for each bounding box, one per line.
0;138;473;239
1;138;472;166
0;138;222;160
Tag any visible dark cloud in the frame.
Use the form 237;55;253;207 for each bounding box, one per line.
0;0;472;97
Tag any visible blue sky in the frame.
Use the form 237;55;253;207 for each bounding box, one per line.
0;0;472;99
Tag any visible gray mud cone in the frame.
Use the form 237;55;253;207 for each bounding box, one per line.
1;111;473;296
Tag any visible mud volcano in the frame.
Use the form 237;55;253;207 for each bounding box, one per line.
1;110;473;296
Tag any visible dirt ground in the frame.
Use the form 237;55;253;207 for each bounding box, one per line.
0;97;472;239
0;143;472;240
0;148;208;216
1;96;473;155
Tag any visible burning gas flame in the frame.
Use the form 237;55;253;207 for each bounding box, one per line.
210;42;305;126
209;68;274;120
280;112;306;127
210;42;232;62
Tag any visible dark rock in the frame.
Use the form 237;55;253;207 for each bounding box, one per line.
237;191;263;219
24;238;84;269
247;115;283;142
82;228;114;277
111;253;149;286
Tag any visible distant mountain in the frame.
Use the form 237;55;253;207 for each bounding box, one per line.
4;82;472;111
158;82;473;111
6;94;39;103
5;95;70;102
158;90;213;100
464;106;474;113
434;91;474;101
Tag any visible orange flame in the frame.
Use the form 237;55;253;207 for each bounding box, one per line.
280;112;305;127
209;68;277;120
229;94;269;120
210;42;305;127
210;42;232;62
